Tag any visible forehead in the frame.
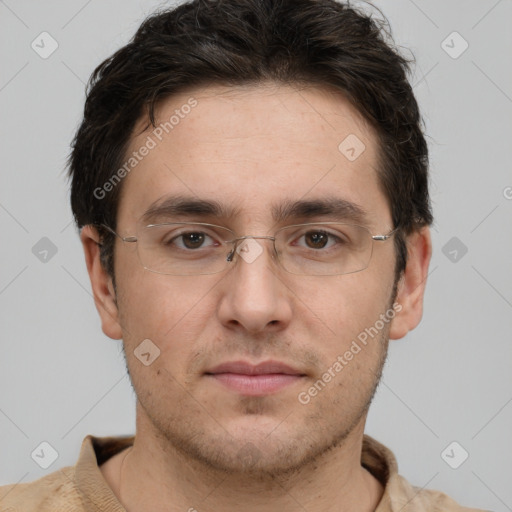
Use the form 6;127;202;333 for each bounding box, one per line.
116;82;390;229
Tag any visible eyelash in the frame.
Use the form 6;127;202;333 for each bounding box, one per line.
164;229;347;251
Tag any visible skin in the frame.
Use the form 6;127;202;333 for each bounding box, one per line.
81;82;431;512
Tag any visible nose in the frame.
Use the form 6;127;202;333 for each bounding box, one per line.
217;237;293;334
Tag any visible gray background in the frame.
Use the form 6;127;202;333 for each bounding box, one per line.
1;0;511;510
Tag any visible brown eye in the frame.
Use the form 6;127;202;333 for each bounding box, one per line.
164;231;215;250
180;232;206;249
304;231;330;249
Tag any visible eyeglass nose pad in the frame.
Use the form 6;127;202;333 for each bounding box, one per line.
226;238;241;262
225;237;273;264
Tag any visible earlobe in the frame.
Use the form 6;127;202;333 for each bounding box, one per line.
389;227;432;340
80;225;123;340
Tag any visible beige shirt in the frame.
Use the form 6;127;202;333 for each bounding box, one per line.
0;434;486;511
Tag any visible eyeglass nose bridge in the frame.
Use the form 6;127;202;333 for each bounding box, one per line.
226;235;277;262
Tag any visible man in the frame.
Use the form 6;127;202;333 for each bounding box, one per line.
0;0;487;510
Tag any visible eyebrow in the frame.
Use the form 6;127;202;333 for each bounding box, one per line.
141;194;368;225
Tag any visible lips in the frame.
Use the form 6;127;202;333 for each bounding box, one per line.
206;360;305;376
205;360;306;396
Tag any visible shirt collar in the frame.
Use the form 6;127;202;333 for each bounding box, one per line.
74;433;411;512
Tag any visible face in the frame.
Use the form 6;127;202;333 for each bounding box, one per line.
88;83;415;476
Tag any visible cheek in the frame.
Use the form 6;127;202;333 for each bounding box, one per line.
116;272;221;358
288;268;394;346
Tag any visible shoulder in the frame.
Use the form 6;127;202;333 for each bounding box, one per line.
389;473;489;512
362;435;488;512
0;466;85;512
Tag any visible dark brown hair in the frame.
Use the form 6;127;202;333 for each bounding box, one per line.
68;0;433;282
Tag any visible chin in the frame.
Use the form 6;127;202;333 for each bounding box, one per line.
190;437;315;478
161;415;354;480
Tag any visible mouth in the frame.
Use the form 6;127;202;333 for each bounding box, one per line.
204;360;307;396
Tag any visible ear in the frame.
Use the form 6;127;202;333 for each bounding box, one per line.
80;225;123;340
389;226;432;340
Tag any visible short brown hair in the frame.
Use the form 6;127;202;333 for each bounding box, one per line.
68;0;433;282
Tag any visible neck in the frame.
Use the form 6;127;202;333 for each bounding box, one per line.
106;411;383;512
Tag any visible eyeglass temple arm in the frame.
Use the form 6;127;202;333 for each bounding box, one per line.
97;223;137;243
372;227;398;242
